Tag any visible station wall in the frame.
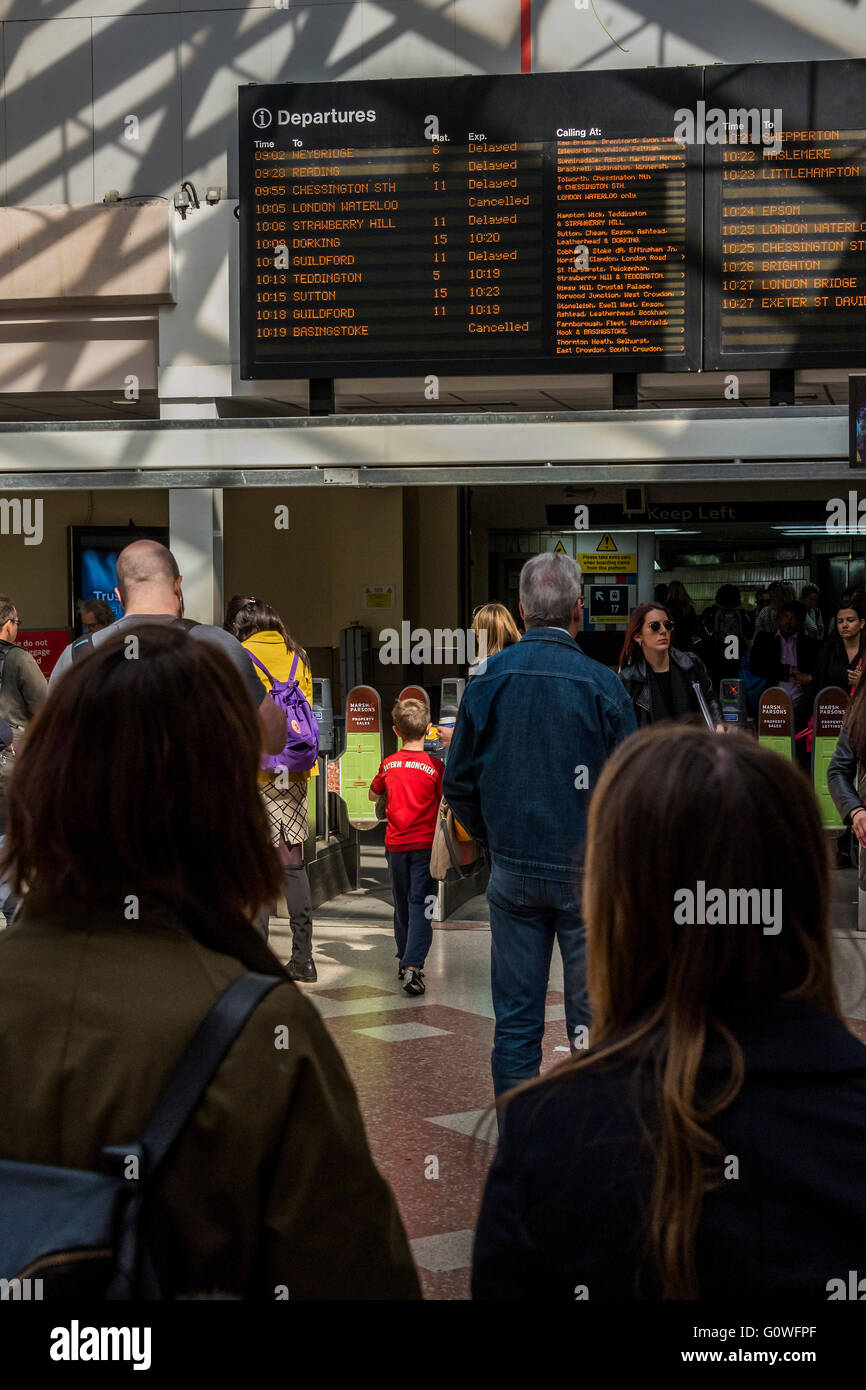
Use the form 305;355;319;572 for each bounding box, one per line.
0;489;169;628
223;484;404;650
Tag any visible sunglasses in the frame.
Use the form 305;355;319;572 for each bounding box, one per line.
648;620;674;632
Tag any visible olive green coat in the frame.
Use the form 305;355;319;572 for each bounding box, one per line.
0;905;421;1300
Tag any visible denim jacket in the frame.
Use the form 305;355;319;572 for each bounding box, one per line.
442;628;637;880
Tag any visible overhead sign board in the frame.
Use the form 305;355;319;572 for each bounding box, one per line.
241;59;866;380
239;68;703;378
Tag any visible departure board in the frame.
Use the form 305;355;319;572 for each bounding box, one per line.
238;72;703;379
704;60;866;370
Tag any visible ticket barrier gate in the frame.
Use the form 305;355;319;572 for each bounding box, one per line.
720;677;749;727
811;687;848;831
757;687;795;761
312;678;334;845
757;683;859;911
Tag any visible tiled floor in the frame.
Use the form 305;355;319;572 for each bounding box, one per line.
272;918;517;1300
264;844;866;1301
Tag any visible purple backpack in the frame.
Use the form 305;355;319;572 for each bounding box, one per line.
248;651;320;774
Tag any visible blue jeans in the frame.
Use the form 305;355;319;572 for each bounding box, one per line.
0;833;14;918
386;848;435;970
487;857;588;1097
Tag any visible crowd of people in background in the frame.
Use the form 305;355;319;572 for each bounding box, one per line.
0;545;865;1302
650;577;866;727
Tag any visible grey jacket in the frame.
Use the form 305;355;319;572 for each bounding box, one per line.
827;729;862;823
0;642;48;737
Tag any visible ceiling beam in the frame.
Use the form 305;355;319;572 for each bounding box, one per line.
0;406;850;484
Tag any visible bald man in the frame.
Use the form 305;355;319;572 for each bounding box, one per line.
51;540;286;755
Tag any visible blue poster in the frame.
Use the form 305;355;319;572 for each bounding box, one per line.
80;548;124;619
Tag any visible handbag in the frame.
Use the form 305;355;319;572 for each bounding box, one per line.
0;973;280;1298
429;798;486;881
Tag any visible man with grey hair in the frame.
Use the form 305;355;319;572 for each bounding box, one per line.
444;552;637;1100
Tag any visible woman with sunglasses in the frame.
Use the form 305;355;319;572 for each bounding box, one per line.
618;602;722;729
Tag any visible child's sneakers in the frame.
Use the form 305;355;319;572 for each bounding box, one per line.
402;967;426;996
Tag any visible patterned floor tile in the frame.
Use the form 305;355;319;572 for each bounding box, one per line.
409;1228;476;1273
355;1021;452;1042
313;984;399;1001
425;1108;498;1145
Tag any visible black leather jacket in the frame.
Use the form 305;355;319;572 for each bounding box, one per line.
828;728;866;889
618;648;722;729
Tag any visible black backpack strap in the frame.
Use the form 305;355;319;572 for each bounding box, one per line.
173;618;199;632
135;973;281;1178
70;633;95;664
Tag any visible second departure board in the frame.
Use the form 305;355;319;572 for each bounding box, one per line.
239;71;703;379
704;60;866;370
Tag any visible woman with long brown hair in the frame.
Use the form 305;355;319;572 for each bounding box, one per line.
813;597;866;700
473;725;866;1299
0;625;420;1299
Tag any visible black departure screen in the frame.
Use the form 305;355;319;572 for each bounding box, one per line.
238;71;703;379
703;59;866;370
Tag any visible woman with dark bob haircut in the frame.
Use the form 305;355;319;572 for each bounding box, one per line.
0;625;419;1300
473;725;866;1300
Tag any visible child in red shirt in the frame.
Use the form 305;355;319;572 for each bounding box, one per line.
369;698;444;995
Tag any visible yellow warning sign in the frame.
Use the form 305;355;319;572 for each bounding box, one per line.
578;553;637;573
553;540;567;554
596;533;618;552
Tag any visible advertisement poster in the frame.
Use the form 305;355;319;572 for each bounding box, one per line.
812;687;849;829
339;685;383;829
757;688;794;762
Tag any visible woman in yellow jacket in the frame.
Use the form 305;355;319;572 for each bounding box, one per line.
225;596;319;982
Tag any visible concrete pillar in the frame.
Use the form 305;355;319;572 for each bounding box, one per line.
161;398;222;625
637;531;655;605
169;488;223;626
